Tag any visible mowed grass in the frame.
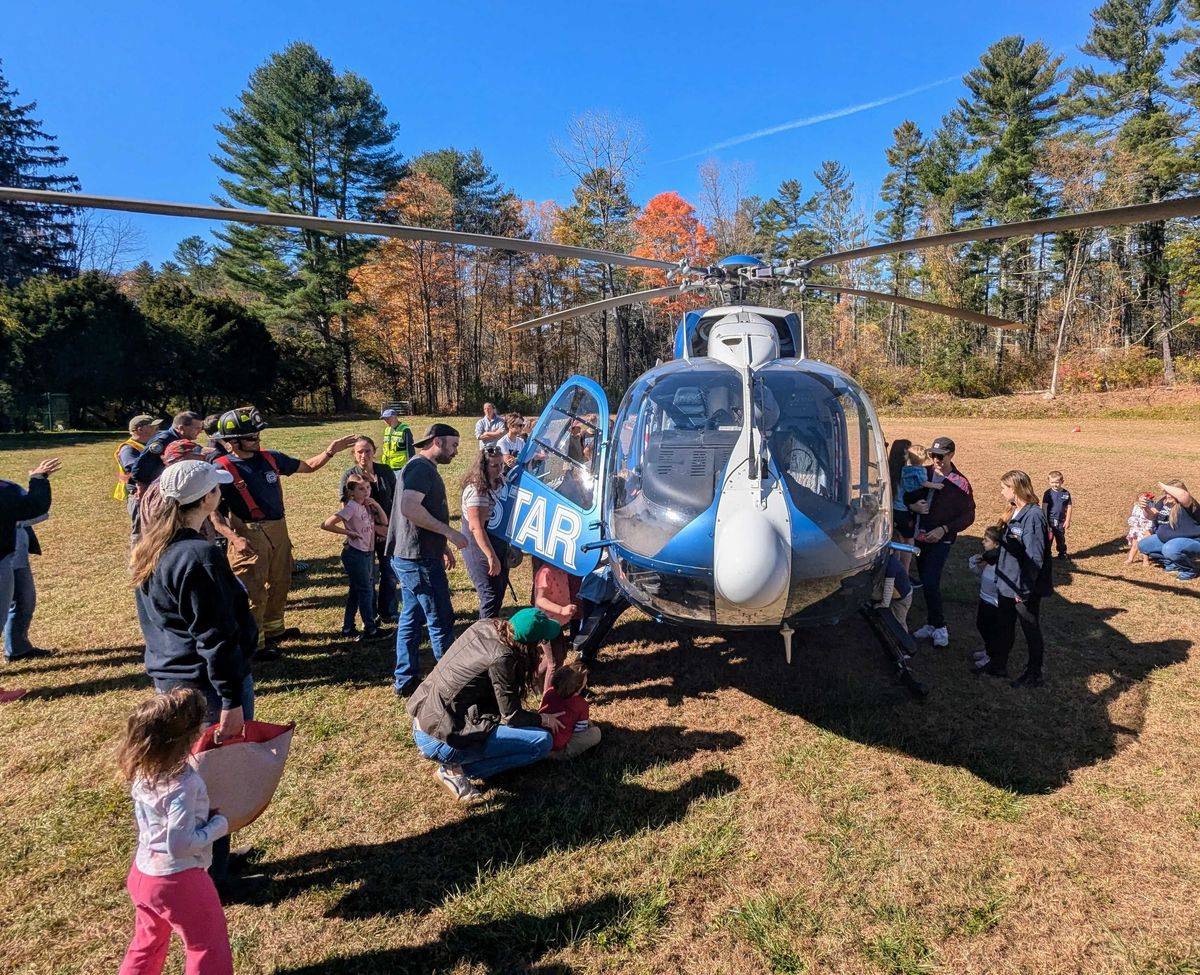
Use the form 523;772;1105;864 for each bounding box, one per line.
1;413;1199;974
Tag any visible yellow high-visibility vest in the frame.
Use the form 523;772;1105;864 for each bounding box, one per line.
381;422;410;470
113;438;145;500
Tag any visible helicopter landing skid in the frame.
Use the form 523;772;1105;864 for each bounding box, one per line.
860;606;928;698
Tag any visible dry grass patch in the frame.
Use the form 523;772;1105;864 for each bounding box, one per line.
0;413;1198;973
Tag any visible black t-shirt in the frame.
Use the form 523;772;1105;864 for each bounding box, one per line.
1042;488;1072;526
386;456;448;559
217;450;302;522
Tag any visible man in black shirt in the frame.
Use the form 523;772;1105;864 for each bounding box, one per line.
386;423;469;696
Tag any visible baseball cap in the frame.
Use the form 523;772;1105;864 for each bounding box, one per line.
508;608;562;645
412;422;460;448
163;439;204;464
380;408;398;419
159;459;232;505
929;437;956;456
129;414;162;434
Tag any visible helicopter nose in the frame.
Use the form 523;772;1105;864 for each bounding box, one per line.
713;507;789;609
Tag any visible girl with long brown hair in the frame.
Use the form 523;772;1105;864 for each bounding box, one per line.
460;446;512;618
132;461;255;740
979;470;1052;687
117;688;233;975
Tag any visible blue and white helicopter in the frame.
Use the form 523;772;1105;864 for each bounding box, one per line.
7;185;1199;690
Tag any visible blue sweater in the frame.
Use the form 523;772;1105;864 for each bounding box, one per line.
0;476;50;560
136;529;256;708
996;504;1052;600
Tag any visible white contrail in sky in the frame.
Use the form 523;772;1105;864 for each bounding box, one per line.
671;75;961;162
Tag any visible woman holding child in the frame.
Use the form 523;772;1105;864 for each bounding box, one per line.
902;436;976;648
1137;481;1200;581
406;608;567;803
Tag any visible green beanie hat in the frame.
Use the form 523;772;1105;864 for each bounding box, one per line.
508;608;561;645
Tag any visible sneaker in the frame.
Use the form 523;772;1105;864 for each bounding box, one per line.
913;624;936;640
1174;571;1198;582
358;627;393;643
5;647;52;662
972;661;1008;678
973;652;990;666
433;764;482;803
931;627;949;648
1011;670;1044;688
292;560;311;575
341;628;361;639
909;575;923;589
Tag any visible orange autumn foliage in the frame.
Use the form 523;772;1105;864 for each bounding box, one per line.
630;191;717;318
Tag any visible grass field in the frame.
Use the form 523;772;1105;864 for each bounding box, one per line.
1;413;1198;975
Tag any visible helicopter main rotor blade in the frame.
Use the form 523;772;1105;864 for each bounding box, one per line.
0;187;678;272
508;284;702;331
802;194;1200;269
806;284;1023;329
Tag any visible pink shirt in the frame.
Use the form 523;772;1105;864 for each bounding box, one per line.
337;499;375;552
534;564;581;626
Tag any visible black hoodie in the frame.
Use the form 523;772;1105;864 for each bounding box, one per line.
136;529;256;708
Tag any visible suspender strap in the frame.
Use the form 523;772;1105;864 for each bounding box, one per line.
214;452;281;522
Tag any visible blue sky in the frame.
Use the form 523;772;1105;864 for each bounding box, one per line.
7;1;1106;264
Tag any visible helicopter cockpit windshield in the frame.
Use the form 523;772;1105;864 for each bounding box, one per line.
608;360;744;559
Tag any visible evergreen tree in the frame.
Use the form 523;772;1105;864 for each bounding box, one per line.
1071;0;1186;377
0;60;79;287
876;121;926;358
755;179;819;262
960;36;1063;362
212;42;402;408
172;235;220;293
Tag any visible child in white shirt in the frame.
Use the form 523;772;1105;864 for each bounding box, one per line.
118;688;232;975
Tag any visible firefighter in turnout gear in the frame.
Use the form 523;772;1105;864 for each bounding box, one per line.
210;407;356;657
380;409;414;471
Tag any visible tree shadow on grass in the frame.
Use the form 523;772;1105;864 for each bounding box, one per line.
590;575;1190;794
274;892;636;974
250;727;740;920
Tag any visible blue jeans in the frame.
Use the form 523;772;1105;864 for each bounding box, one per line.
153;674;256;726
0;552;15;660
462;539;510;620
376;543;399;621
1140;535;1200;575
341;546;377;633
392;556;455;690
412;721;552;779
4;564;35;659
916;540;953;628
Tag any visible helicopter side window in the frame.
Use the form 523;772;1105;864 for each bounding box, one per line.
526;388;603;510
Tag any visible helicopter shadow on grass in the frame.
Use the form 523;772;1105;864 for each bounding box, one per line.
244;726;741;922
589;567;1191;794
273;893;630;975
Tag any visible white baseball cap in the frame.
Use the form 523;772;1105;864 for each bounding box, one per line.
159;459;233;505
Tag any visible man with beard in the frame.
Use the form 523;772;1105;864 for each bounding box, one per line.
387;423;469;696
209;407;356;658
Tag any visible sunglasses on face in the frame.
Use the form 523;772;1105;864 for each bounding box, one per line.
929;452;948;459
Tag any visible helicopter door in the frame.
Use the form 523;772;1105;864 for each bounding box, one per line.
500;375;610;577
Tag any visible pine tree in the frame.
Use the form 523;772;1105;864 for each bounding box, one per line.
876;122;926;359
212;42;402;408
960;36;1063;365
0;60;79;287
1071;0;1185;377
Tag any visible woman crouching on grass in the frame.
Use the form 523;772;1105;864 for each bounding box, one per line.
406;608;566;803
977;470;1053;689
118;688;232;975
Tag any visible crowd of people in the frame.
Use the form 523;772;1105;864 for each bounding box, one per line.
2;405;1198;974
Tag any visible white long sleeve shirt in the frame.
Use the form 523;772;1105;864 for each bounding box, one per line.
131;766;228;876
